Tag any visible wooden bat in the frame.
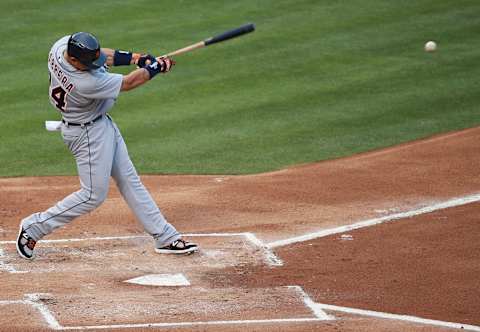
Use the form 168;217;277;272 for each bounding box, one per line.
160;23;255;58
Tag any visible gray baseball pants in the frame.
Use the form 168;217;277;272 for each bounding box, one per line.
22;115;180;248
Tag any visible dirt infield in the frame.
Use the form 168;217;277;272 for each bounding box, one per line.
1;127;479;331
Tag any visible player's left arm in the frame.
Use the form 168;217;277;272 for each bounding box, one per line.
101;48;142;67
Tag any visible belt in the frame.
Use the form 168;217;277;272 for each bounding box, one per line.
62;114;103;127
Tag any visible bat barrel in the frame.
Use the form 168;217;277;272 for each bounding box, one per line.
204;23;255;46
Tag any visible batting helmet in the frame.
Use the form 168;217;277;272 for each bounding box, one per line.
67;32;107;69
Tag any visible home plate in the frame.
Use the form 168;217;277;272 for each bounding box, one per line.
124;273;190;286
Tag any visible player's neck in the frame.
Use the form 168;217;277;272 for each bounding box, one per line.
63;51;88;71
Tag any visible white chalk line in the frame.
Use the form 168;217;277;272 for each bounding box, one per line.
0;233;281;271
0;248;17;273
0;193;477;329
24;293;62;330
288;286;333;320
0;294;61;330
0;232;282;272
0;232;253;245
58;318;325;330
0;286;331;330
10;289;480;331
316;302;480;332
1;287;479;331
3;192;479;266
244;232;283;266
53;284;333;329
0;247;27;274
0;300;25;305
267;192;480;248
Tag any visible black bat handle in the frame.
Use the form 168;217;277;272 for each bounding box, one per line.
204;23;256;46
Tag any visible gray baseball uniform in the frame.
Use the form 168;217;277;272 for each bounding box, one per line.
21;36;180;248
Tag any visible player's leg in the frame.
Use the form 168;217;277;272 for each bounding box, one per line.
17;117;115;259
109;120;198;254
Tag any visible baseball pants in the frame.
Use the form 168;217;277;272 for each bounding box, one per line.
22;115;180;248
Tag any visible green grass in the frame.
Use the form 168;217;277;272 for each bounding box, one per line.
1;0;479;176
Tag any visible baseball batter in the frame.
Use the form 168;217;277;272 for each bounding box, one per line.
16;32;198;259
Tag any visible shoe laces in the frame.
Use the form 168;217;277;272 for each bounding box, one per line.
172;239;187;248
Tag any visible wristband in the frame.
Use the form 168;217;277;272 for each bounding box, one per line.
113;50;133;66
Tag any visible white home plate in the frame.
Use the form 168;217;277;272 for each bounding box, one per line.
124;274;190;286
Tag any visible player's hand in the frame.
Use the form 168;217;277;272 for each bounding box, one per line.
158;57;175;73
143;56;176;79
136;54;156;68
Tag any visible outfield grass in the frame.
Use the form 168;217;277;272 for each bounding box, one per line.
1;0;479;176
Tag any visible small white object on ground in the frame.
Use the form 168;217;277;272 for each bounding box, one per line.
424;41;437;52
45;121;62;131
340;234;353;241
124;273;190;286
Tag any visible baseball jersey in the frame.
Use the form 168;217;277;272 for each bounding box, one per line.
47;36;123;123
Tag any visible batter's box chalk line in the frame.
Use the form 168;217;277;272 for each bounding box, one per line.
267;192;480;248
1;288;479;331
0;287;330;330
0;232;283;275
5;192;479;272
0;247;27;274
3;191;480;272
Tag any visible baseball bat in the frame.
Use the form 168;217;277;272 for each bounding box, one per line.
161;23;255;58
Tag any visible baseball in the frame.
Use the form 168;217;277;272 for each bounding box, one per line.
424;41;437;52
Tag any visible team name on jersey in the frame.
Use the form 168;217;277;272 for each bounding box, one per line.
48;52;74;93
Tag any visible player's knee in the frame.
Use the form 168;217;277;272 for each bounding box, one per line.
87;187;109;208
93;190;108;206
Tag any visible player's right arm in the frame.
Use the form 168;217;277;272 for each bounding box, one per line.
121;68;150;91
121;56;175;92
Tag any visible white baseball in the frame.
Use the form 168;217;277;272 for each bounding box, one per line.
424;41;437;52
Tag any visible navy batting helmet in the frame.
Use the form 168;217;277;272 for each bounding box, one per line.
67;32;106;69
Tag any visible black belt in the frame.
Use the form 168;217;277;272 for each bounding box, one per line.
62;114;103;127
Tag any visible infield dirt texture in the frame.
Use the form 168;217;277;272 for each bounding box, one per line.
1;1;480;331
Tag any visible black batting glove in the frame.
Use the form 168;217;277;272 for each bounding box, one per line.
144;57;176;79
144;58;161;79
136;54;156;68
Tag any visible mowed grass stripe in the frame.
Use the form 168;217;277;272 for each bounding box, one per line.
0;0;479;175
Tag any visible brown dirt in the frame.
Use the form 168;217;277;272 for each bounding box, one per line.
1;127;480;331
212;203;480;325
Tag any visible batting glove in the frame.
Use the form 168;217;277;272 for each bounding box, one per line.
158;57;175;73
144;57;176;79
136;54;156;68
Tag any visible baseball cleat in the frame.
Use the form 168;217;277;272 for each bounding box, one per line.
155;239;198;255
16;225;36;260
